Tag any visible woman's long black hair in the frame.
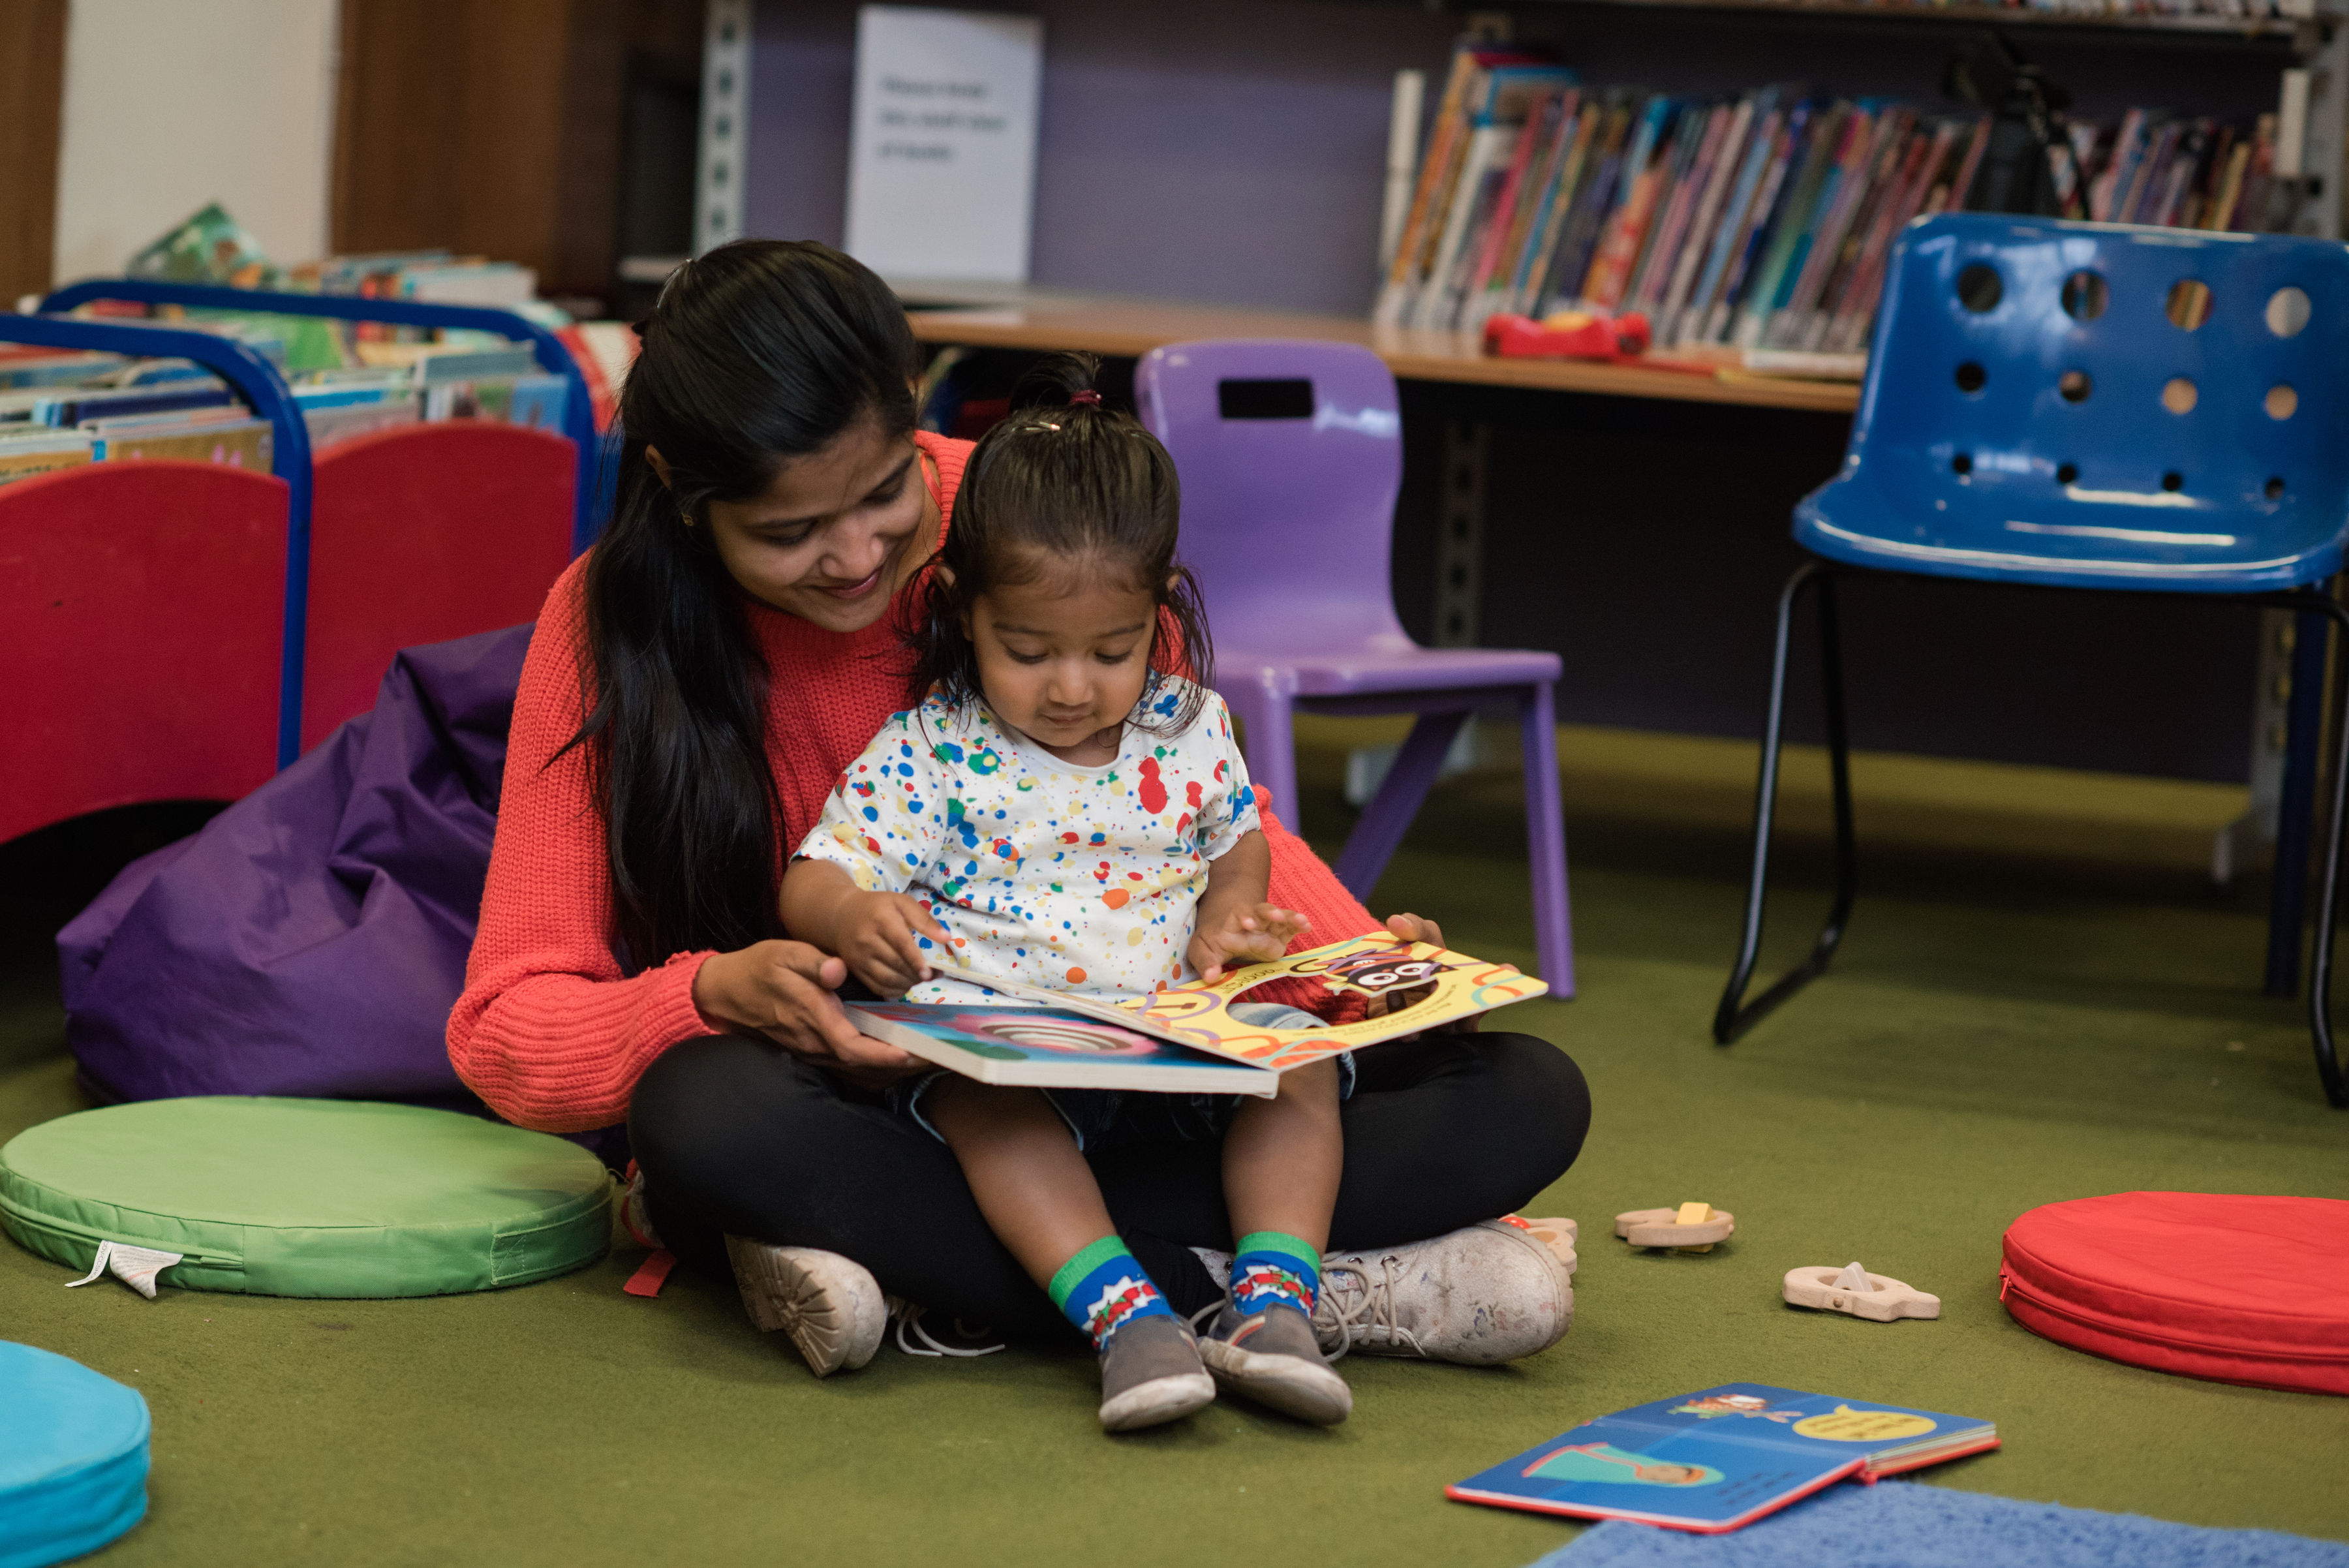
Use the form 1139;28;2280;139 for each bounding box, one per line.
905;351;1214;736
563;240;918;968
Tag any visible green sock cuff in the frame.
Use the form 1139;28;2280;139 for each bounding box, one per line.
1047;1235;1133;1312
1233;1231;1321;1273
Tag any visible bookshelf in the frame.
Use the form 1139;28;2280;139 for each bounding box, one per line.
1500;0;2312;42
905;298;1860;412
740;0;2302;799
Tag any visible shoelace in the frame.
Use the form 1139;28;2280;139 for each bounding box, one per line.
887;1297;1005;1359
1315;1253;1420;1359
1188;1297;1351;1365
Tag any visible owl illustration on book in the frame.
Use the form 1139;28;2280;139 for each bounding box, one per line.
1312;947;1460;996
1522;1443;1724;1488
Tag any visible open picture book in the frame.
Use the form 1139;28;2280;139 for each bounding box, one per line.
844;932;1547;1096
1446;1384;1999;1533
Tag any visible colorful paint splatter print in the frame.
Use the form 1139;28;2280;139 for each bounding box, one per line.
797;678;1260;1006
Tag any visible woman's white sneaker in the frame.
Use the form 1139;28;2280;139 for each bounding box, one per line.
1312;1219;1574;1365
724;1235;887;1377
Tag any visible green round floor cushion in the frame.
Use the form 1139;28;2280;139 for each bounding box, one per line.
0;1098;612;1298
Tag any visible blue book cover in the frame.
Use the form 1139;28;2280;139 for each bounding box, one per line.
1447;1384;1997;1533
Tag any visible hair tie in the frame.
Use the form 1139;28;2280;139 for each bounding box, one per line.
1069;390;1101;407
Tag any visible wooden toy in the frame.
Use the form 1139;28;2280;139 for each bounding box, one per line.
1614;1204;1735;1252
1508;1214;1578;1277
1783;1261;1941;1322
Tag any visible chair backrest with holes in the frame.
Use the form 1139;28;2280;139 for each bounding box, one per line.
1137;339;1413;656
1800;213;2349;592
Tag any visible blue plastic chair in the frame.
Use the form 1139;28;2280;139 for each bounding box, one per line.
1137;339;1573;989
1717;213;2349;1108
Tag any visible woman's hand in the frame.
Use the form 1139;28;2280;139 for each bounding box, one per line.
691;940;924;1088
1188;902;1310;984
1371;912;1478;1033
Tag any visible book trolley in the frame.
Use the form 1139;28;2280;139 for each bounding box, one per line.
0;313;307;842
3;287;598;838
41;283;602;748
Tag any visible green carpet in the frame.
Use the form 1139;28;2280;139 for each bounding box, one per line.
3;730;2345;1567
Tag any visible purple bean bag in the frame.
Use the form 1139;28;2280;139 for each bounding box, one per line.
58;626;532;1111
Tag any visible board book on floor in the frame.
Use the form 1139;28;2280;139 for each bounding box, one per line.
1447;1384;1997;1534
844;932;1545;1093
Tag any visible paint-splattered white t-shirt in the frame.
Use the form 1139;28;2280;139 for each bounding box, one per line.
796;679;1260;1006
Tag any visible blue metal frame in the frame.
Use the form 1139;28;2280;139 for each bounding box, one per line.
40;279;604;553
1;312;313;770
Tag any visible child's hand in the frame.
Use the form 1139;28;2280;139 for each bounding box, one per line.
837;891;954;994
1187;902;1309;984
1368;912;1477;1033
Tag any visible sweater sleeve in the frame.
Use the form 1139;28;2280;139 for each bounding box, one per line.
446;562;719;1133
1253;803;1381;1021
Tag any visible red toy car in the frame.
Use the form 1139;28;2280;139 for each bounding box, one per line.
1482;310;1653;363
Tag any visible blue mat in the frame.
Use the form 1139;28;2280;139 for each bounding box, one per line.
1530;1481;2349;1568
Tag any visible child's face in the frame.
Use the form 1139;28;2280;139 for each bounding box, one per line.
966;565;1157;762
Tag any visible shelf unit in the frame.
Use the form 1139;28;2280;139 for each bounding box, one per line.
905;299;1860;412
727;0;2324;812
1501;0;2313;40
1469;0;2348;236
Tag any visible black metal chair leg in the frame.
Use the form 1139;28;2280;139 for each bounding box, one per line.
1715;561;1859;1044
2299;593;2349;1108
2264;604;2331;998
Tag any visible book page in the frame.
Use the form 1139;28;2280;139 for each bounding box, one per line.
930;932;1546;1071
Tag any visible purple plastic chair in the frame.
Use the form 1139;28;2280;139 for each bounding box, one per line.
1136;339;1573;990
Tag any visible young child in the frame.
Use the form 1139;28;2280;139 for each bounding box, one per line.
781;354;1352;1433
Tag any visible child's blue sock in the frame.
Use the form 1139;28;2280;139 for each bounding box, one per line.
1049;1235;1176;1349
1229;1230;1321;1318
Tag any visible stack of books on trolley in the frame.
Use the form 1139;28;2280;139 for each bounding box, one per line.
0;331;572;490
1379;43;2290;367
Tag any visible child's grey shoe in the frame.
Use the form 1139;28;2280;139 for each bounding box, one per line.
1200;1302;1353;1425
1098;1314;1216;1432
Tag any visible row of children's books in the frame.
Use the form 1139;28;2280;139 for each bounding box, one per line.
1377;45;2288;356
2059;110;2285;231
1826;0;2292;14
0;333;572;489
127;205;544;313
1792;0;2296;13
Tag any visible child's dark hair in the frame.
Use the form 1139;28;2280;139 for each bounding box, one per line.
908;351;1214;735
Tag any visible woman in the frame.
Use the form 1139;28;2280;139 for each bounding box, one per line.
448;240;1591;1374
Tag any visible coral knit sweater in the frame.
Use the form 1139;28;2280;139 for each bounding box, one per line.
450;432;1379;1133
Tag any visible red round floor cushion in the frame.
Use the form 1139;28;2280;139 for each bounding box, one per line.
2001;1192;2349;1396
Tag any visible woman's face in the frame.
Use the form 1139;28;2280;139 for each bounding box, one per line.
698;414;936;634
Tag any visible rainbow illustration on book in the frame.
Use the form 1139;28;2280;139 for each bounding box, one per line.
932;932;1546;1071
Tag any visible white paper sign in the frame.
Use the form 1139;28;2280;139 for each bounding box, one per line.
844;6;1043;284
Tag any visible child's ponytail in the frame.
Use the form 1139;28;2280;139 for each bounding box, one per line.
909;352;1215;737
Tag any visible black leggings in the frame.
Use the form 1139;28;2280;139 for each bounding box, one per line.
630;1031;1591;1342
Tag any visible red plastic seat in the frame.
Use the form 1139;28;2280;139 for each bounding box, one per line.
0;461;288;843
301;422;576;749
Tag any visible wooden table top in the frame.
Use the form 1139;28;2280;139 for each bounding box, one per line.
905;298;1862;415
